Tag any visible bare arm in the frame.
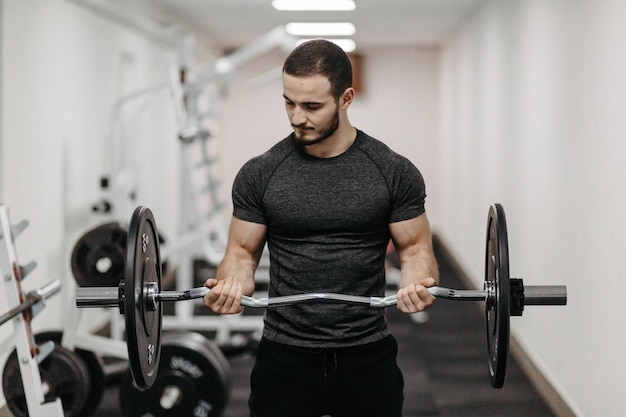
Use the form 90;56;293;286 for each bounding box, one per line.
203;217;267;314
389;213;439;313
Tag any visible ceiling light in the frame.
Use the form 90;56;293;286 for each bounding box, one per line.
272;0;356;11
297;38;356;53
286;22;356;37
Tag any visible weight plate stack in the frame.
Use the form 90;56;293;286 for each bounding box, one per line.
2;344;92;417
33;331;106;417
119;331;232;417
71;222;127;287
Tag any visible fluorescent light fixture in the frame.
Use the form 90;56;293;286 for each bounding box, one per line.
286;22;356;37
297;38;356;53
272;0;356;11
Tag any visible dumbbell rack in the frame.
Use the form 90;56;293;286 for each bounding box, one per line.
0;205;64;417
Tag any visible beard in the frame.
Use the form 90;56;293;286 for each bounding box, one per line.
293;109;340;147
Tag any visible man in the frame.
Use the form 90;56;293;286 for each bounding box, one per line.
203;39;439;417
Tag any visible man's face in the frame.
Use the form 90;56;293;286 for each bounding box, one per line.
283;73;340;146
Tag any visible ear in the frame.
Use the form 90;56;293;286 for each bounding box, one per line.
339;87;355;110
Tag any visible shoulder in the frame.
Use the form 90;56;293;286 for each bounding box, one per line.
262;134;297;161
239;135;296;175
355;130;393;155
354;130;419;175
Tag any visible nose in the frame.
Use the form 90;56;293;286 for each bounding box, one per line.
290;105;307;126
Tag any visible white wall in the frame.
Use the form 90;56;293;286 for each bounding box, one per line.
438;1;626;416
0;0;181;384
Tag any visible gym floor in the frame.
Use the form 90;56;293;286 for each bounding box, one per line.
89;239;556;417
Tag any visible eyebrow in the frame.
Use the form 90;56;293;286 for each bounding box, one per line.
283;94;323;106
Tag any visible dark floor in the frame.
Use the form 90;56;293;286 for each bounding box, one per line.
88;240;557;417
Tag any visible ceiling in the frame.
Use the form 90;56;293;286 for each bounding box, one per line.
127;0;489;53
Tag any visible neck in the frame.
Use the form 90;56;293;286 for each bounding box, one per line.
305;122;357;158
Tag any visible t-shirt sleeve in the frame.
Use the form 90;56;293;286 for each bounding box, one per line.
388;156;426;223
232;158;267;224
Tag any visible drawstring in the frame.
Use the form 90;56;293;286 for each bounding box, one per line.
322;349;338;383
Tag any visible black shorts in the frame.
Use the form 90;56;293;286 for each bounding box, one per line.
249;335;404;417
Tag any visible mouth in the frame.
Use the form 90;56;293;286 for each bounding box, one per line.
293;127;311;138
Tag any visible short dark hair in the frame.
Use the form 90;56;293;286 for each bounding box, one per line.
283;39;353;100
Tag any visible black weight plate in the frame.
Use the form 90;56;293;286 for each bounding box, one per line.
71;222;127;287
484;203;510;388
125;206;162;389
2;344;92;417
202;335;233;387
119;332;231;417
182;332;232;394
34;331;106;417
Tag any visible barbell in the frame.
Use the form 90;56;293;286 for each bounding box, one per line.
74;204;566;390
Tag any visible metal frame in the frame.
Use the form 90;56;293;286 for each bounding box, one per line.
0;205;64;417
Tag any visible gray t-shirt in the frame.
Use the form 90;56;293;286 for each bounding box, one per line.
232;129;426;347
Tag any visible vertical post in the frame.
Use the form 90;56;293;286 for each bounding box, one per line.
0;205;64;416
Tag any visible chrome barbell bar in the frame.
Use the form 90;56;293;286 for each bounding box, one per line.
75;284;567;310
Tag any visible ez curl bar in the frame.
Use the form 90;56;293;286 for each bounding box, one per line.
75;205;566;390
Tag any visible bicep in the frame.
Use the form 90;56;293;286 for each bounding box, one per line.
225;217;267;263
389;213;439;285
389;213;434;260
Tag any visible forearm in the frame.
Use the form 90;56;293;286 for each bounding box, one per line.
397;246;439;289
215;247;258;296
211;216;267;298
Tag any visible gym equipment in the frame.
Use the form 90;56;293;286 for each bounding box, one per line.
75;204;567;389
3;344;92;417
119;331;231;417
0;204;66;416
0;281;62;327
32;331;107;417
70;221;170;287
71;222;127;287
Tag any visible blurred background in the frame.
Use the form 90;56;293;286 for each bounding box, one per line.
1;1;625;416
